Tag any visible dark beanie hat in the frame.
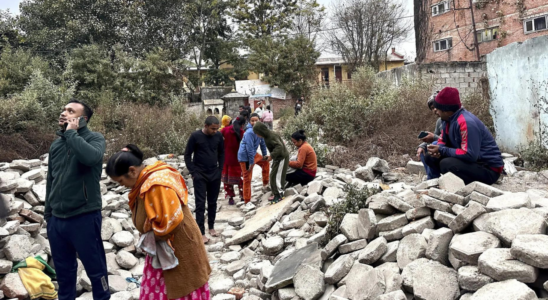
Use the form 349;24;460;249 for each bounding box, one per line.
434;87;461;112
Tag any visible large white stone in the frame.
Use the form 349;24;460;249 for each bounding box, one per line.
294;265;325;300
486;193;531;211
470;279;538;300
325;255;354;285
358;237;388;265
0;273;29;299
485;209;546;246
439;172;465;193
478;248;538;283
397;234;427;269
3;235;32;262
510;234;548;268
344;268;386;300
111;231;134;248
458;266;494;292
115;250;138;269
450;232;501;265
339;214;366;241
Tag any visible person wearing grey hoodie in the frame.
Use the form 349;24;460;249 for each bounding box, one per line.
253;122;289;204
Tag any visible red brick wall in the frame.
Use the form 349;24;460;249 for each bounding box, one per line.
423;0;548;62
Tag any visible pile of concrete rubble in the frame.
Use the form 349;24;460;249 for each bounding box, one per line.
1;153;548;300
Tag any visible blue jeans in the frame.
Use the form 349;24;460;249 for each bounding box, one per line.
420;141;440;179
48;211;110;300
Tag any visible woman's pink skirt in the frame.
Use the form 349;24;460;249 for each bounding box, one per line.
140;255;210;300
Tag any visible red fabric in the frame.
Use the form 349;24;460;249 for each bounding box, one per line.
435;87;461;108
221;125;244;167
491;166;504;174
455;114;468;156
222;163;243;185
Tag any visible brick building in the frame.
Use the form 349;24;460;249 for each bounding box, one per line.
418;0;548;62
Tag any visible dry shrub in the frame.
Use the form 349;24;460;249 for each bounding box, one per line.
0;129;56;162
93;101;203;158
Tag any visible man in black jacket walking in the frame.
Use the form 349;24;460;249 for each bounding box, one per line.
184;116;225;244
46;100;109;300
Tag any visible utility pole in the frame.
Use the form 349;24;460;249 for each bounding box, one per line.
468;0;481;61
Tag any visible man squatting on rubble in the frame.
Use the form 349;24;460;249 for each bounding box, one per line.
422;87;504;185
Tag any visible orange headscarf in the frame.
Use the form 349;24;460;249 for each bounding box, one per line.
129;161;188;236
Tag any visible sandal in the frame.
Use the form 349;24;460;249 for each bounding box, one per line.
270;195;282;204
228;198;235;205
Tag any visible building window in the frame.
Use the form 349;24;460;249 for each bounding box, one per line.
524;15;548;34
433;38;453;52
432;1;450;16
476;27;499;43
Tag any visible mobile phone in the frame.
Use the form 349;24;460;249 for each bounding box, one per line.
418;131;429;139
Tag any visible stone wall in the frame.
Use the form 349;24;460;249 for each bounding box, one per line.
486;35;548;152
201;86;233;101
377;61;486;96
186;102;203;116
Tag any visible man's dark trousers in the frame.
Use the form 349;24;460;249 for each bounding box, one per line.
423;155;500;185
193;172;221;235
48;211;110;300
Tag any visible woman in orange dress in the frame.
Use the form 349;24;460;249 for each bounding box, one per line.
106;145;211;300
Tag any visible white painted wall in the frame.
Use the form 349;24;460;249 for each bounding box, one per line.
486;36;548;152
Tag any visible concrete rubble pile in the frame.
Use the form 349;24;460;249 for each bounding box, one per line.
2;153;548;300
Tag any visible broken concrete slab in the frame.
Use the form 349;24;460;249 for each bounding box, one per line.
227;196;296;245
397;234;427;269
405;207;431;221
478;248;538;283
510;234;548;269
470;279;537;300
358;237;388;265
367;194;397;215
377;214;408;232
485;208;546;246
338;239;367;255
434;210;457;226
294;265;325;300
486;192;532;212
450;232;501;265
439;172;465;194
265;243;321;293
324;255;354;285
426;228;454;266
449;201;487;233
458;266;494;292
358;209;377;240
402;216;435;236
344;268;386;300
422;195;453;213
412;260;460;300
339;214;366;241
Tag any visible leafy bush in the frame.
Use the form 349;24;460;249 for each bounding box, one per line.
0;47;52;97
520;141;548;171
325;184;379;242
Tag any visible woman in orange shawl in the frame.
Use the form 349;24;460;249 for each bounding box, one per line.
106;145;211;300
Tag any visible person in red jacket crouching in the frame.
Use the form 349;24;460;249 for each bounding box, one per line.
423;87;504;185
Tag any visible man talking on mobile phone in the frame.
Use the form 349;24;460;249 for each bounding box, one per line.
45;100;109;300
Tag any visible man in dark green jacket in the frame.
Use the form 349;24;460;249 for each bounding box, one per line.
45;100;110;300
253;122;289;204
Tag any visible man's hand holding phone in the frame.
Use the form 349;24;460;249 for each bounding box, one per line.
65;117;83;131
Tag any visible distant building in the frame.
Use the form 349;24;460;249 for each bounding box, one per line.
417;0;548;62
315;48;405;85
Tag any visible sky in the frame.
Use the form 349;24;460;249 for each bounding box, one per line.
0;0;416;61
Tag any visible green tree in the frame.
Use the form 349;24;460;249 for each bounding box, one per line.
18;0;126;60
248;35;320;98
0;47;51;97
124;0;193;59
232;0;299;39
0;10;23;52
188;0;234;81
